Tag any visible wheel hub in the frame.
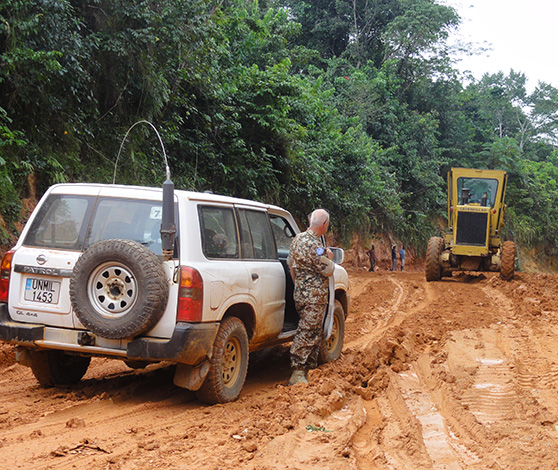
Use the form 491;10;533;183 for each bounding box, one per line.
88;262;138;318
107;278;125;299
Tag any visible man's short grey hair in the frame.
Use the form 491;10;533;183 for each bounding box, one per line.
309;209;329;228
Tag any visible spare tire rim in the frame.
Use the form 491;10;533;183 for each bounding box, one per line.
87;262;138;318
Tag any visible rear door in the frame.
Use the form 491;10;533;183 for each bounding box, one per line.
197;204;252;322
236;207;285;343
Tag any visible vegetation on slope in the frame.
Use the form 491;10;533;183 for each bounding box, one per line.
1;0;557;254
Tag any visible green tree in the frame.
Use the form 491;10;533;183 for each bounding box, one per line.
530;81;558;147
1;0;557;256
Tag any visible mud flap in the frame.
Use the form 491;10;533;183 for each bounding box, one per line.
174;362;211;391
323;276;335;339
15;347;33;367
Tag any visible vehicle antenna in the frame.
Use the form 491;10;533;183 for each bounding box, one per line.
113;120;175;259
113;120;170;184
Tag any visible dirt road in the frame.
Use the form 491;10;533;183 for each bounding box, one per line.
2;268;558;469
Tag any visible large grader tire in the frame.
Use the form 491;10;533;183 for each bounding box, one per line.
70;239;169;340
500;241;516;281
425;236;444;282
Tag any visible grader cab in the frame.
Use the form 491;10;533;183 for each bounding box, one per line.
425;168;516;281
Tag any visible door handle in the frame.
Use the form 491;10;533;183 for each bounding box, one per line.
251;273;259;280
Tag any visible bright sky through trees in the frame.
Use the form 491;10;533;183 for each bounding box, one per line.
445;0;558;90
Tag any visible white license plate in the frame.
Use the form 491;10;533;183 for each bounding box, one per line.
24;277;61;304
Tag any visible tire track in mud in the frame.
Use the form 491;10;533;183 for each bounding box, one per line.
514;333;558;407
349;273;451;470
345;275;406;352
5;271;558;470
394;368;474;470
350;273;510;470
453;330;517;424
0;363;199;470
339;272;436;470
382;280;490;470
354;272;558;470
483;281;558;416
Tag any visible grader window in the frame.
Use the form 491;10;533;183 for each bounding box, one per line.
457;177;499;207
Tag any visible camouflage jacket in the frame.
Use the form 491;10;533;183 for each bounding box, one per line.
288;229;334;305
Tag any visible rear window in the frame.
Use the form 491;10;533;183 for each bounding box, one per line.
24;195;94;250
85;198;165;255
24;194;168;255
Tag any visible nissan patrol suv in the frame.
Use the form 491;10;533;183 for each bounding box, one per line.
0;182;350;403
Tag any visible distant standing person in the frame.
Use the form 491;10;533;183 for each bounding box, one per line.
366;244;377;272
287;209;335;386
399;245;406;271
391;244;397;271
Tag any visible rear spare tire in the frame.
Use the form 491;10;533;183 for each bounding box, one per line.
70;239;169;339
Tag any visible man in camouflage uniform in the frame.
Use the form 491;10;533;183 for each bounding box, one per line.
287;209;335;385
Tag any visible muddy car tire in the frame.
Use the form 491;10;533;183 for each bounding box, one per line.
425;236;444;282
29;350;91;387
500;241;516;281
319;300;345;364
70;239;169;340
196;317;249;404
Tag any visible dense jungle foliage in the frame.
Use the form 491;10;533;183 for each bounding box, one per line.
1;0;558;255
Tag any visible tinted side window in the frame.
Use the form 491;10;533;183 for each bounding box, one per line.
269;215;296;258
24;195;94;250
238;209;277;260
199;206;239;259
86;198;166;255
237;211;254;259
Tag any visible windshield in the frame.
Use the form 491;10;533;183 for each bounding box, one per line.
456;177;499;207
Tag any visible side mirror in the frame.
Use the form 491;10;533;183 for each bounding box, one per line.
329;247;344;265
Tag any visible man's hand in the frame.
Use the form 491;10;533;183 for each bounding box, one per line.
326;248;333;260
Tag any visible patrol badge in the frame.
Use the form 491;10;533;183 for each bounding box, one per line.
316;247;325;256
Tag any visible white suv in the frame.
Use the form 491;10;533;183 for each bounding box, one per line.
0;183;350;403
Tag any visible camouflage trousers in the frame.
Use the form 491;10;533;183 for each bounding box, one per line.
290;300;327;371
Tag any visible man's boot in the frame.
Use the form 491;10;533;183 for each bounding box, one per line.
288;370;308;386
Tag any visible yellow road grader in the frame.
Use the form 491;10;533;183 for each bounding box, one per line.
426;168;516;281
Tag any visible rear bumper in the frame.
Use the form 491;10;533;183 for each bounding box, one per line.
0;303;218;366
127;323;218;365
0;303;44;344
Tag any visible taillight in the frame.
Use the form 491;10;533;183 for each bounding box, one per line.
177;266;203;322
0;250;14;303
